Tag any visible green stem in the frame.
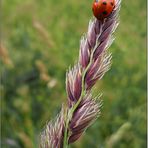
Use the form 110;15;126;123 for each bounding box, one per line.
63;44;98;148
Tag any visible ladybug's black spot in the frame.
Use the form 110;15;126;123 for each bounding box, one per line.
110;2;114;6
102;1;107;5
102;11;107;15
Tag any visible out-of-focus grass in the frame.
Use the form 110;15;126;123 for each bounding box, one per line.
1;0;146;147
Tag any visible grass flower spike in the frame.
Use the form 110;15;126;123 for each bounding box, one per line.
40;0;121;147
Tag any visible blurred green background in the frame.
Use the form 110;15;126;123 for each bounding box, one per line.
1;0;146;147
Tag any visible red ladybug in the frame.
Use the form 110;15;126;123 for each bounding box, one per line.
92;0;115;20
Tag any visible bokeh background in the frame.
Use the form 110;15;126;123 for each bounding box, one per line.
1;0;147;147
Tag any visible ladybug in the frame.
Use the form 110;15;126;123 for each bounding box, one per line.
92;0;115;20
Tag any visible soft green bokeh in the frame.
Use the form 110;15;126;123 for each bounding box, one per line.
1;0;146;147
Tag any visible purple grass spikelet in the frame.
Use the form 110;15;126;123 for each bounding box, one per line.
69;94;102;143
66;64;82;107
40;107;65;148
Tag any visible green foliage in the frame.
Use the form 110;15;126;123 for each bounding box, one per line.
1;0;146;147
